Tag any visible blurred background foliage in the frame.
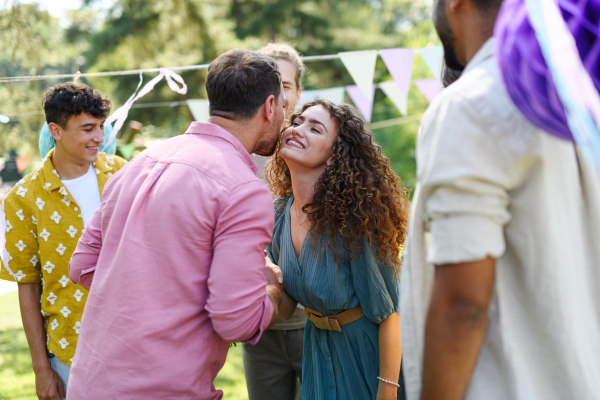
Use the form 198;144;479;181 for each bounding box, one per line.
0;0;439;189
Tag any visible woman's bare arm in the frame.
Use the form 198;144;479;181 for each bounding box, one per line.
376;312;402;400
277;289;298;320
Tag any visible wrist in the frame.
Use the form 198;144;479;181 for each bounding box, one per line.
266;283;283;308
32;357;52;374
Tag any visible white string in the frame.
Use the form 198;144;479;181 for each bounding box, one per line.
0;48;431;83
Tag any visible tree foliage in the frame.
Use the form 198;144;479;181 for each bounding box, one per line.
0;0;439;187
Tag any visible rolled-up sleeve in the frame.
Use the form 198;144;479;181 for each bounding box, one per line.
419;91;518;265
206;181;274;343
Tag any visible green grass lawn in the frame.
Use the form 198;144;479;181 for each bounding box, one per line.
0;291;249;400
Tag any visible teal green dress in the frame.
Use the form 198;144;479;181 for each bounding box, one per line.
267;196;399;400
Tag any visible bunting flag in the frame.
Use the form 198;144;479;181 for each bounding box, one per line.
379;48;414;98
346;85;375;123
187;99;210;123
300;87;346;106
417;47;444;83
339;50;378;101
414;79;441;103
379;81;408;116
0;115;9;123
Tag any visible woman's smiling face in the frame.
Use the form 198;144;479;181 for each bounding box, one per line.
279;105;338;171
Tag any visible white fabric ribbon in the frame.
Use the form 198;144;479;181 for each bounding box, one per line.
103;68;188;149
0;201;14;277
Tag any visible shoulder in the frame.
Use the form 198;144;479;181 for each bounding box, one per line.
418;55;541;166
425;56;534;135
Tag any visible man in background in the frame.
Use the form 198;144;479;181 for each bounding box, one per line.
1;83;126;400
67;49;286;399
241;42;306;400
400;0;600;399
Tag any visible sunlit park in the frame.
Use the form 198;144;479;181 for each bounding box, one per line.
1;1;437;398
2;0;600;399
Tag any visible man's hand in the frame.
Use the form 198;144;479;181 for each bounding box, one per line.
35;364;65;400
264;256;283;287
264;256;284;328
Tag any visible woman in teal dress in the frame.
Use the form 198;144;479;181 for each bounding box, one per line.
265;100;410;400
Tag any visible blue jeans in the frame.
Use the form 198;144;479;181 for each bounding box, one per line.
48;354;70;398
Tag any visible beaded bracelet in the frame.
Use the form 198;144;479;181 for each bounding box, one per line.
377;376;400;388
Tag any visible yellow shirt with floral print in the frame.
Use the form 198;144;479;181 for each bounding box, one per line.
0;149;127;365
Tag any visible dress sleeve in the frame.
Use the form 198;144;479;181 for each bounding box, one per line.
350;237;399;324
1;191;41;283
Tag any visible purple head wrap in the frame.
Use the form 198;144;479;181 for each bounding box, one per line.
495;0;600;141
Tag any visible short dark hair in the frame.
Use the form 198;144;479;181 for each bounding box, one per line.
42;83;111;128
206;49;281;120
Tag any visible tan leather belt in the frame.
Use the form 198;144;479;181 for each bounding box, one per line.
304;305;364;332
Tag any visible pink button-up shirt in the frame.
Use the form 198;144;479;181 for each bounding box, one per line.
67;123;275;400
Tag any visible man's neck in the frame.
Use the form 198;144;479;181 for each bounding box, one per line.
457;12;496;66
51;147;90;180
207;116;260;154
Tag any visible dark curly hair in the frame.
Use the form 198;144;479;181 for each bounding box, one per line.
266;99;410;274
42;83;111;128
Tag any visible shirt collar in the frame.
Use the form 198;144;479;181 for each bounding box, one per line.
462;37;495;75
38;148;111;198
184;122;259;174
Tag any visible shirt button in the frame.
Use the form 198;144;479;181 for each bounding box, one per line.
325;353;329;358
74;207;78;211
330;384;334;389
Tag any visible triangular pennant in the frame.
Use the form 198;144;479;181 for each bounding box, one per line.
300;87;345;106
414;79;441;103
417;47;444;83
187;99;210;123
378;81;408;116
379;48;414;98
346;85;375;123
339;50;378;101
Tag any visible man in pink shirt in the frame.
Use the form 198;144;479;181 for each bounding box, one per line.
67;49;286;399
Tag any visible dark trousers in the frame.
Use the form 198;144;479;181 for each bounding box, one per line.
242;328;304;400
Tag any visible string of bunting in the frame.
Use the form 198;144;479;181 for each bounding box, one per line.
0;47;445;133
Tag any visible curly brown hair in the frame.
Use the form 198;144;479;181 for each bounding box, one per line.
266;99;410;274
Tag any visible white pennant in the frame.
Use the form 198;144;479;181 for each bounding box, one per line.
378;81;408;116
187;99;210;123
300;87;346;106
417;47;444;83
338;50;378;101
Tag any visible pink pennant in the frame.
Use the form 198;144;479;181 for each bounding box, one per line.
414;79;441;103
379;48;414;98
345;85;375;123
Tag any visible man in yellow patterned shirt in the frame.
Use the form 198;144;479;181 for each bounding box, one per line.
0;83;126;400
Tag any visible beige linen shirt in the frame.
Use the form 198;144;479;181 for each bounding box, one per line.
400;39;600;400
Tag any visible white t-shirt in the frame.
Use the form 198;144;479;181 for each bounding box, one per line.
61;164;101;227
